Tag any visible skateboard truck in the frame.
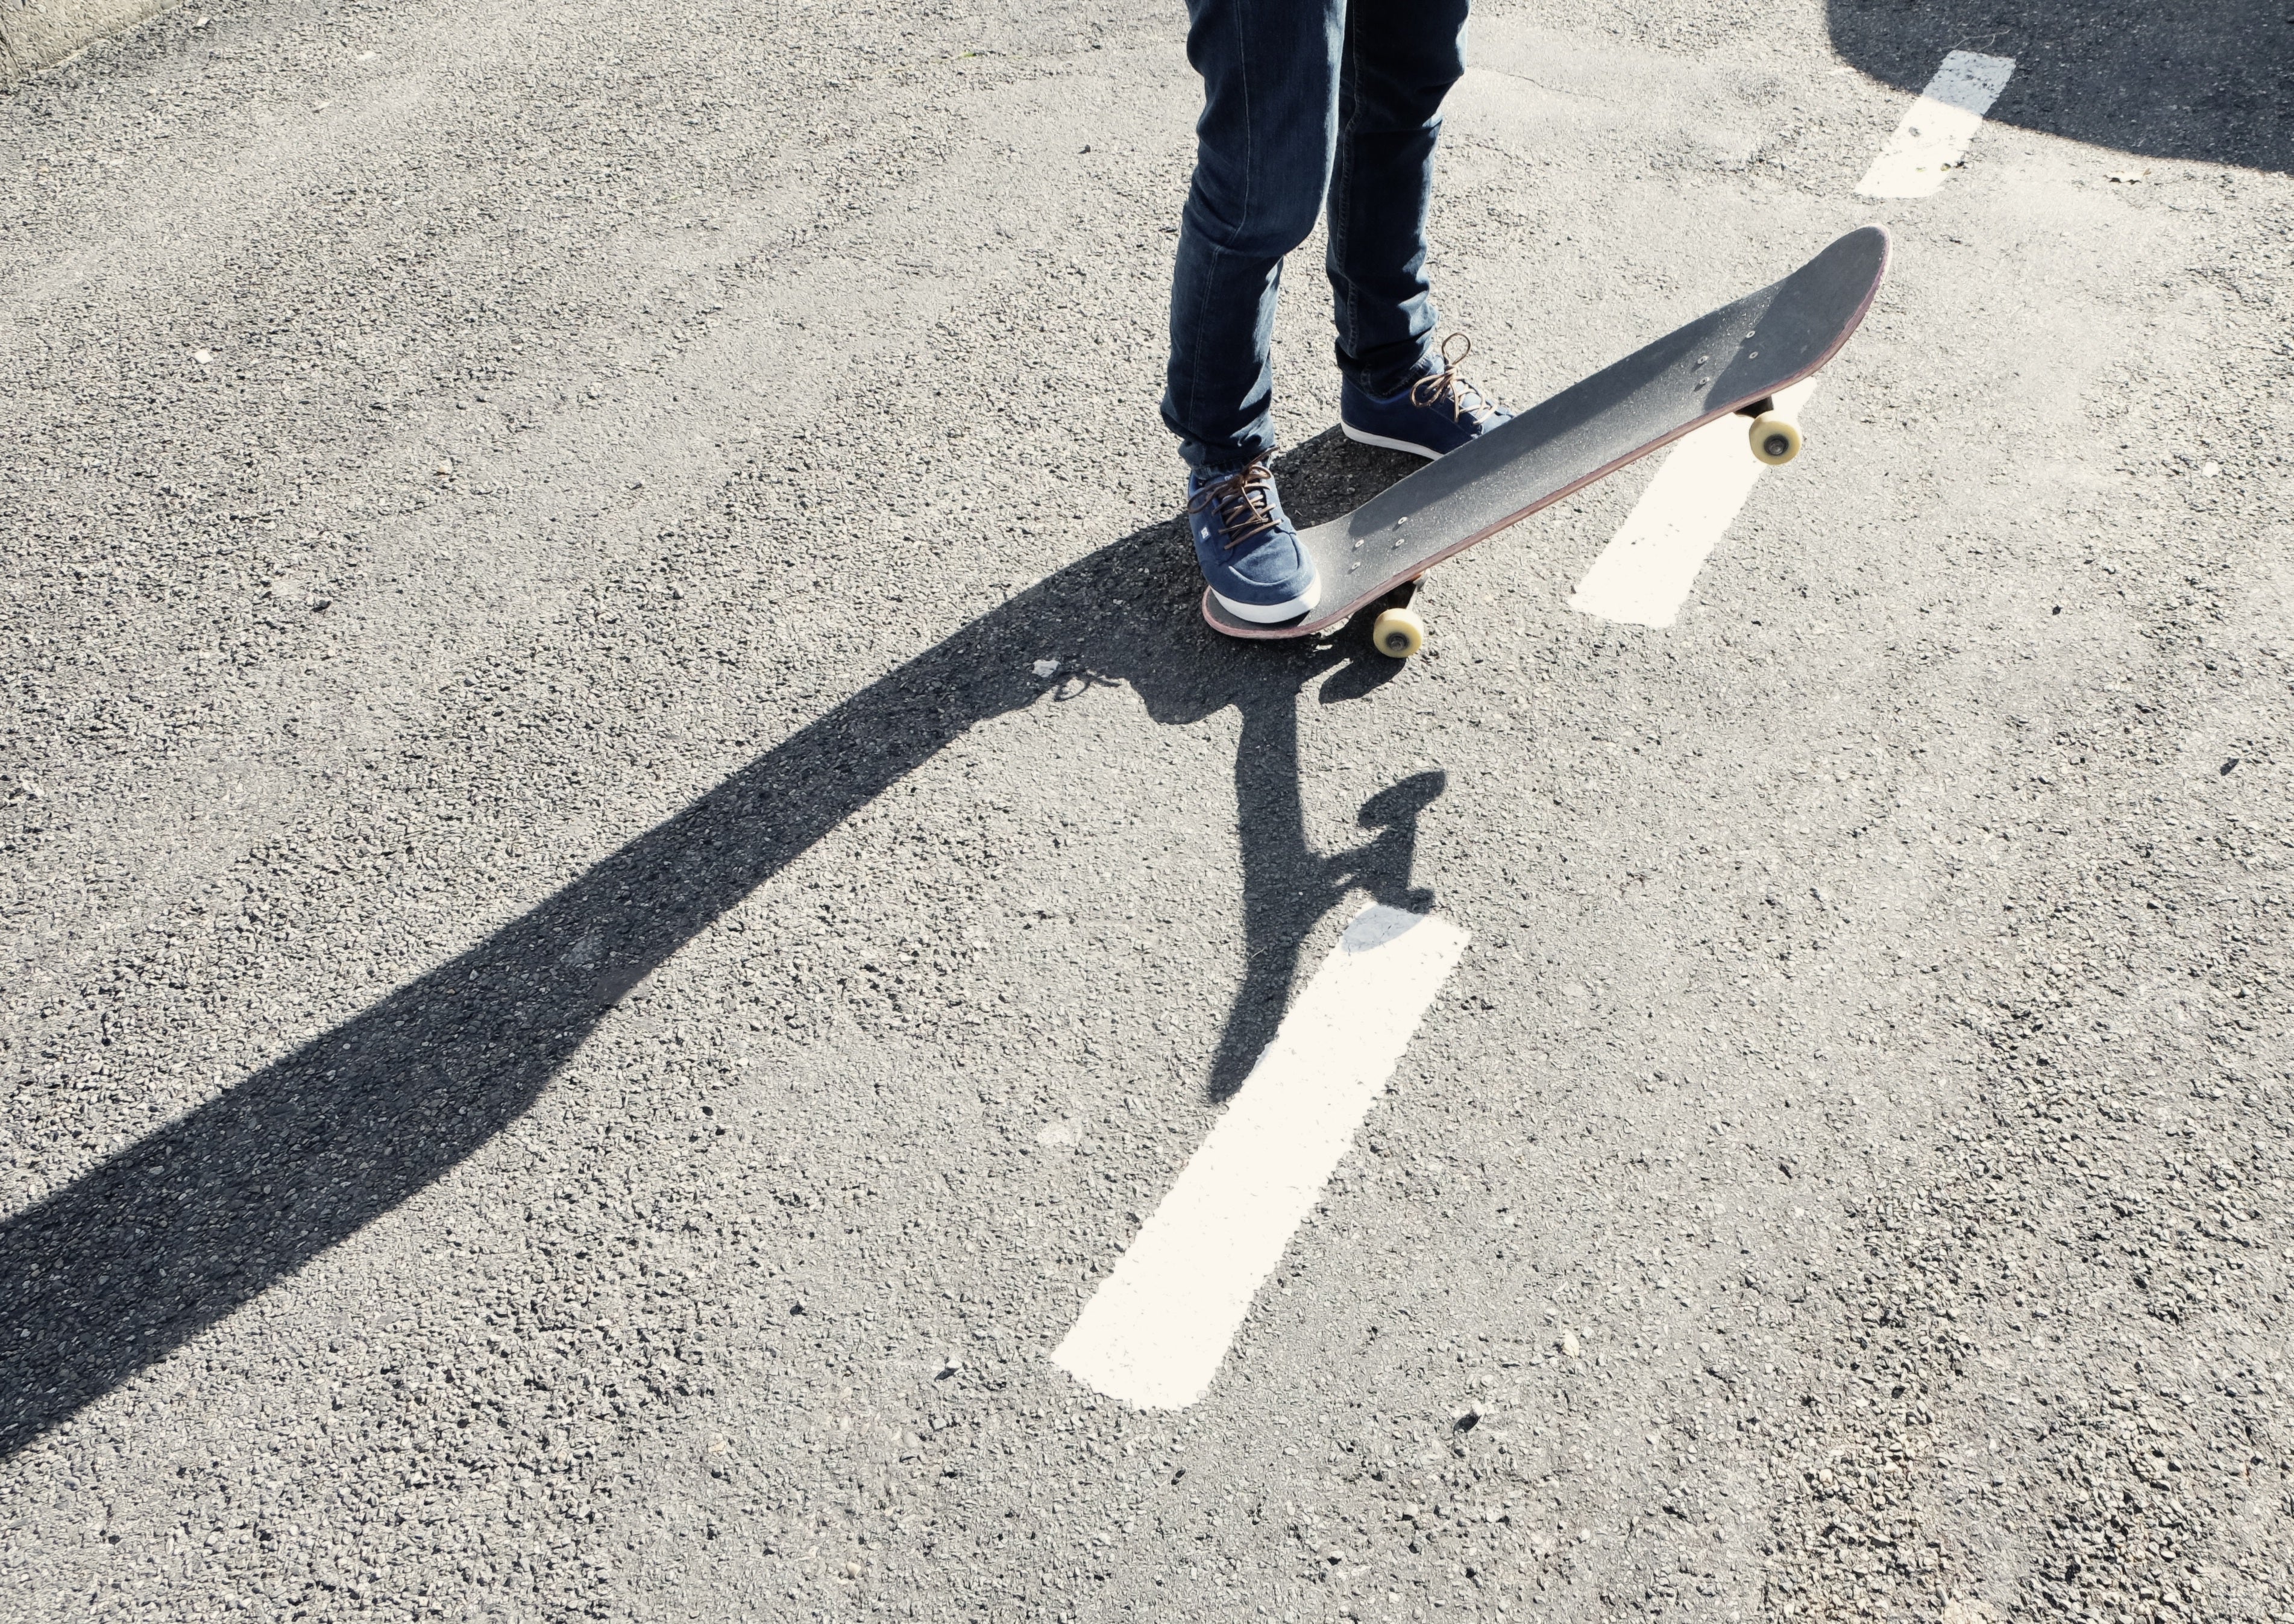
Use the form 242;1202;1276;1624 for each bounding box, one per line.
1735;395;1803;466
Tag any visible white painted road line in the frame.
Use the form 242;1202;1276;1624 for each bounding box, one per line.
1855;51;2018;199
1051;906;1469;1409
1573;51;2013;624
1570;378;1818;629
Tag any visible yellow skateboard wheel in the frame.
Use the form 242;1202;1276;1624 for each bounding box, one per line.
1749;412;1802;466
1372;606;1426;659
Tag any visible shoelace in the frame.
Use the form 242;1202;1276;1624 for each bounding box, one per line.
1184;459;1282;551
1407;331;1499;425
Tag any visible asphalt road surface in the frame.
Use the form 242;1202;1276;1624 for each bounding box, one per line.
4;0;2291;1619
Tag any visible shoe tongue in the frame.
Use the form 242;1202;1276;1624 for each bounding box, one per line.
1194;466;1245;492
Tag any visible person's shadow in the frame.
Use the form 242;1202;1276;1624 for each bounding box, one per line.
0;430;1444;1459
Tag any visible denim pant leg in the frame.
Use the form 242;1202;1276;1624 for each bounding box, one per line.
1160;0;1345;472
1327;0;1471;396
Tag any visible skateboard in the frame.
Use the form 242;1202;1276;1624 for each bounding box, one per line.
1202;225;1891;656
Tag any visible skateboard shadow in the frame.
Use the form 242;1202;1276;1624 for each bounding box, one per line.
0;432;1436;1459
1829;0;2287;175
1196;429;1442;1099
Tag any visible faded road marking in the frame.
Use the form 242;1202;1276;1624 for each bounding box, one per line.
1573;51;2006;625
1856;51;2017;199
1570;379;1818;628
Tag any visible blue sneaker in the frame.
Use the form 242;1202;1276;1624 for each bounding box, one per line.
1185;459;1321;624
1340;333;1513;459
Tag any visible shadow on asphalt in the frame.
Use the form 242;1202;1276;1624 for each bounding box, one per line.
1830;0;2288;175
0;430;1445;1459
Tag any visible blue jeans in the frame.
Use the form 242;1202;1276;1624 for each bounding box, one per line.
1161;0;1472;472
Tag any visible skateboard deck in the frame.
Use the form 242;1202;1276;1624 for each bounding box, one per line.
1202;225;1890;649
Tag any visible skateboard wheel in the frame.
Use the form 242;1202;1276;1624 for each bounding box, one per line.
1372;606;1426;659
1749;412;1802;466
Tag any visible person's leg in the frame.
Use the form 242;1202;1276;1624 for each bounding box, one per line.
1161;0;1347;472
1324;0;1471;396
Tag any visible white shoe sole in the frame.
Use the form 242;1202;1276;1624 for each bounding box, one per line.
1211;578;1321;624
1340;420;1444;460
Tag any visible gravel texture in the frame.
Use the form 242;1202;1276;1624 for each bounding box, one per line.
2;0;2291;1619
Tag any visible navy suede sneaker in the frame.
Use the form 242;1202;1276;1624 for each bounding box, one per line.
1340;333;1513;460
1185;460;1320;624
